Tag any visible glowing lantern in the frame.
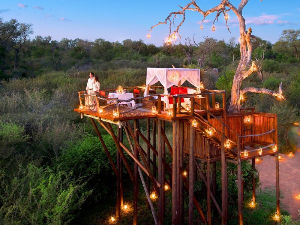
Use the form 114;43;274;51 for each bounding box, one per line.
182;170;188;177
243;115;253;124
109;216;116;224
185;104;191;112
288;152;294;158
273;212;280;222
152;106;158;114
224;13;229;21
278;155;283;160
274;93;285;101
295;194;300;200
79;104;84;110
224;139;232;149
215;102;220;109
116;85;124;94
98;107;103;113
258;148;263;156
167;109;173;117
146;33;151;39
164;184;170;191
150;191;158;201
212;25;216;32
113;109;119;118
255;158;261;163
239;94;246;103
192;119;198;128
249;200;256;208
242;150;249;158
205;127;215;137
294;122;299;126
200;24;204;30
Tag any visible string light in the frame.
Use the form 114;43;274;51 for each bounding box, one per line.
205;127;215;137
150;191;158;201
146;33;152;39
224;139;232;149
182;170;188;177
258;147;263;156
224;13;229;21
164;184;170;191
272;145;278;152
212;25;216;32
192;119;198;128
200;24;204;30
215;102;220;109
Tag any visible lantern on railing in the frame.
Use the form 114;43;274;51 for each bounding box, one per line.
152;106;158;115
273;212;280;222
239;94;246;103
258;147;263;156
215;102;220;109
79;104;84;110
116;85;124;94
243;115;253;125
113;109;119;118
242;150;249;158
272;145;278;152
205;127;215;137
182;170;188;177
185;104;191;112
164;184;170;191
167;109;173;117
224;139;232;149
150;191;158;201
98;107;103;114
249;200;256;208
192;119;198;128
109;216;117;224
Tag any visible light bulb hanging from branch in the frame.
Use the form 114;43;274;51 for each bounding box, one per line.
212;25;216;32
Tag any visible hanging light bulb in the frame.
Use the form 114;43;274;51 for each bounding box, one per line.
109;216;117;224
150;191;158;201
182;170;188;177
164;184;170;191
200;24;204;30
249;200;256;208
146;33;152;39
212;25;216;32
258;147;263;156
243;115;253;124
224;13;229;21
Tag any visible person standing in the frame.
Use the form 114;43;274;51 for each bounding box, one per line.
86;72;95;107
93;76;101;92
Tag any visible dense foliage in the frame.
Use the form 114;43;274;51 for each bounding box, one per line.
0;17;299;224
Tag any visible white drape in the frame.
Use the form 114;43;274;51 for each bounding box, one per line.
144;68;201;96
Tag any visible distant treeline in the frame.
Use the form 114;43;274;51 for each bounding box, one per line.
0;18;299;79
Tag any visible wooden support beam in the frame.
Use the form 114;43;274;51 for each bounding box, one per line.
134;120;139;225
189;124;195;225
206;141;212;225
276;152;280;216
252;158;256;204
237;138;243;225
172;120;179;225
147;118;151;191
118;127;124;208
179;121;184;225
90;118;118;176
221;122;228;225
158;119;165;225
161;127;173;155
98;120;134;183
153;119;157;179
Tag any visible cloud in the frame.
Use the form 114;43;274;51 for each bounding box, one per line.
17;3;28;8
33;6;44;10
59;17;71;22
0;9;10;13
246;14;278;25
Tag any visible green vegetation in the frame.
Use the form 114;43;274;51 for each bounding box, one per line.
0;17;299;224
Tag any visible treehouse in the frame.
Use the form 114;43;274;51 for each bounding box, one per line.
74;68;280;225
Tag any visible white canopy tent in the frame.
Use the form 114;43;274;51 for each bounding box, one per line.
144;68;201;108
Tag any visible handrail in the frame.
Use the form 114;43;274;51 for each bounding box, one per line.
239;129;275;138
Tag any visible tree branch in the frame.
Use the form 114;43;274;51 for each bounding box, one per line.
240;82;284;100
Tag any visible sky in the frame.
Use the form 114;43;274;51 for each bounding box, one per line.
0;0;299;46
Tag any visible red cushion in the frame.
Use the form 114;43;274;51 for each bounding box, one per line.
133;88;140;94
170;86;179;95
100;91;106;97
178;87;187;94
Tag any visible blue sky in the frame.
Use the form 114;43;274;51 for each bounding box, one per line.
0;0;299;45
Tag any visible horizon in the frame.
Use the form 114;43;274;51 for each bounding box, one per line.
0;0;299;45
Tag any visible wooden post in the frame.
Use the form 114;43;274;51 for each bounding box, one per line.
237;137;243;225
252;158;256;204
158;95;162;114
134;120;139;225
116;127;121;219
179;121;184;224
173;96;177;118
206;140;212;225
190;97;195;116
189;123;195;225
221;122;228;225
212;162;216;195
172;120;179;225
157;119;165;225
153;119;157;179
147;118;151;191
276;152;280;216
212;93;216;109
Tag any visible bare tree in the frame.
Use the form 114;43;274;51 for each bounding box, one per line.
150;0;284;112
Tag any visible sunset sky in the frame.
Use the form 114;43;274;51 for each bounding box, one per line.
0;0;299;45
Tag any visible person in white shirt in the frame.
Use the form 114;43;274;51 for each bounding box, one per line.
85;72;95;107
93;76;101;92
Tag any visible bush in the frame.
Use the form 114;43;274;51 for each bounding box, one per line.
0;164;91;225
216;69;235;94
